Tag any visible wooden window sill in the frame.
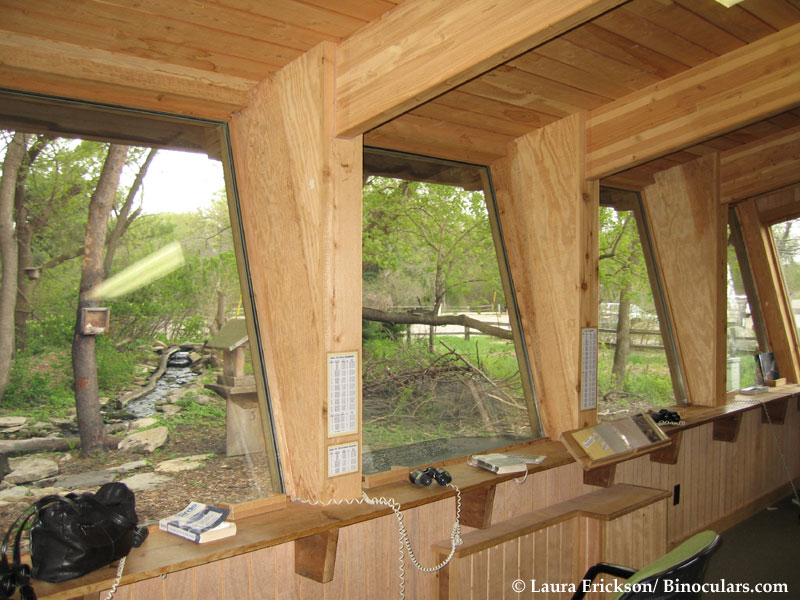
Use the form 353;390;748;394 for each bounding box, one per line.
34;388;798;599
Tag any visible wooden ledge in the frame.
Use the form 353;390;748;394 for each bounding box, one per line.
33;439;573;600
660;385;799;435
432;484;670;559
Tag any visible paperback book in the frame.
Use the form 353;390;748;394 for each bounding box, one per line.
468;452;546;474
159;501;237;543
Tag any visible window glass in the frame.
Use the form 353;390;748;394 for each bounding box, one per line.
598;189;683;420
726;213;765;390
0;100;279;537
770;217;800;342
361;150;538;473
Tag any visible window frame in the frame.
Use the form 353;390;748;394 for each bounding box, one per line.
0;88;284;494
599;187;688;405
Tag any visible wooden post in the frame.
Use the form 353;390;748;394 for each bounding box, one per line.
229;42;362;502
490;112;598;439
640;155;727;407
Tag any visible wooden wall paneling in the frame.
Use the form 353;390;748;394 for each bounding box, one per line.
640;155;727;406
223;554;251;599
490;112;598;438
334;0;627;136
228;41;363;501
720;126;800;203
249;547;276;600
586;23;800;179
735;199;800;382
161;564;193;600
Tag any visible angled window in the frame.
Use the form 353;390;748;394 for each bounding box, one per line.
598;188;686;419
361;149;540;473
0;91;281;533
769;216;800;344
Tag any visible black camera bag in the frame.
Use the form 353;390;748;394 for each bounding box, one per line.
1;482;148;599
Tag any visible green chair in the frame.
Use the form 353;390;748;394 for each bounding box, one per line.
571;530;721;600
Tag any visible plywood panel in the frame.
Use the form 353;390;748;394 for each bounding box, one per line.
490;113;598;438
228;42;362;501
587;23;800;179
641;155;726;406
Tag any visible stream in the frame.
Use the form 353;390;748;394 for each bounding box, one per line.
124;351;198;418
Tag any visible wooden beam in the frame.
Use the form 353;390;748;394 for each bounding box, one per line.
229;42;363;501
459;485;497;529
641;155;727;406
335;0;627;137
0;31;251;120
587;23;800;179
650;431;683;464
490;113;598;439
721;125;800;204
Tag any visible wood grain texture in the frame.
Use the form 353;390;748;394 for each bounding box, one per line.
720;125;800;203
587;23;800;179
641;155;727;406
335;0;627;136
229;41;363;501
490;113;596;438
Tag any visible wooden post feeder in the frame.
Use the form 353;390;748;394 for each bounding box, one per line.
204;318;266;457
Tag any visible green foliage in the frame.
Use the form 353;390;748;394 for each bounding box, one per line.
166;399;226;432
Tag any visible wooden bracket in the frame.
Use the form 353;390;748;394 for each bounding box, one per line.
712;415;741;443
459;485;496;529
650;431;683;464
295;528;339;583
761;397;787;424
583;464;615;487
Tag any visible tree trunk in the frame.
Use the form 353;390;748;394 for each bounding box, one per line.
73;144;127;455
103;148;156;276
612;286;632;391
0;133;28;398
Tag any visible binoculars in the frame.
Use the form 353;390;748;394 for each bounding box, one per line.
409;466;452;487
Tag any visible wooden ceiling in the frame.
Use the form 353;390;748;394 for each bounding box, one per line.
1;0;800;187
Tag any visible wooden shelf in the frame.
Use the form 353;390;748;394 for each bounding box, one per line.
432;484;671;559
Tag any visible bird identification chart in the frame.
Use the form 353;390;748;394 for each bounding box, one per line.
327;351;359;436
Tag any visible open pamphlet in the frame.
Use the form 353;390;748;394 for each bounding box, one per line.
570;413;668;461
159;501;237;543
468;452;546;475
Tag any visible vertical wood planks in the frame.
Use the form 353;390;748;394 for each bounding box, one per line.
228;41;363;501
490;112;598;438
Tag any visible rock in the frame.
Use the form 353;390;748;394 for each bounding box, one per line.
159;404;182;417
119;472;170;492
117;426;168;453
1;424;26;433
30;486;67;500
5;458;59;484
50;470;116;490
155;454;211;473
189;351;202;364
109;460;147;473
0;486;33;502
0;454;8;480
50;417;75;429
0;416;27;428
130;417;158;430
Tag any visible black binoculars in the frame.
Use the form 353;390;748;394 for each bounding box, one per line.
409;466;452;487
